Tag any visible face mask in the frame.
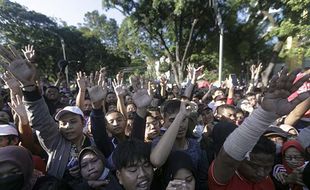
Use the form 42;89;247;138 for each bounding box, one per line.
98;167;110;181
0;174;24;190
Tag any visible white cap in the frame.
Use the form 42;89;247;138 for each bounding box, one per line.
0;124;18;136
55;106;84;121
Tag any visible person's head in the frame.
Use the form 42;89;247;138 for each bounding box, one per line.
83;98;92;116
106;92;117;105
55;106;84;143
79;147;107;181
214;104;236;123
199;105;214;125
125;95;134;105
162;100;189;138
105;111;126;136
0;111;10;124
164;151;196;190
245;93;257;107
282;140;305;172
144;113;160;142
233;91;242;105
235;108;245;125
212;121;237;155
0;146;33;190
172;84;179;95
107;103;117;112
238;136;275;183
45;86;60;101
126;103;137;114
214;95;226;107
211;88;224;99
32;176;72;190
0;124;19;147
113;139;154;190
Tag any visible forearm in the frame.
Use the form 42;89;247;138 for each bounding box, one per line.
150;113;185;167
297;126;310;149
284;98;310;126
227;87;234;99
76;89;86;109
160;85;167;97
116;96;127;120
184;82;195;99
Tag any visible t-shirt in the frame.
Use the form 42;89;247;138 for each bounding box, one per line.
208;161;275;190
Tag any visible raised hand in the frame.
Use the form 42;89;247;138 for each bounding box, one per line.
261;68;309;116
132;88;153;108
8;94;28;124
178;100;197;117
76;71;87;91
1;71;21;94
160;75;168;87
0;45;36;86
21;44;35;63
88;72;108;103
112;78;126;97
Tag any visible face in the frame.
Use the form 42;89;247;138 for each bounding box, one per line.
247;95;257;107
80;152;104;180
173;168;195;190
105;112;126;136
233;94;241;104
106;93;117;104
126;95;134;105
126;119;134;136
172;86;179;94
212;90;224;99
284;147;304;170
177;117;189;139
145;116;160;141
220;109;236;123
236;112;245;125
108;104;117;112
117;159;154;190
0;111;9;124
127;104;136;113
201;109;214;124
58;113;84;142
83;99;92;112
45;88;59;101
239;153;274;183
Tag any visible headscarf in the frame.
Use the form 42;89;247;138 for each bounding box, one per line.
0;146;34;190
281;140;304;174
78;146;106;169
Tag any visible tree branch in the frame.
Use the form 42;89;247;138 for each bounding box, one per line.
181;19;198;67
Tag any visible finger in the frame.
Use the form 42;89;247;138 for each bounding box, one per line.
8;45;23;59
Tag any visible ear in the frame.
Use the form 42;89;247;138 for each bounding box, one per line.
116;170;123;185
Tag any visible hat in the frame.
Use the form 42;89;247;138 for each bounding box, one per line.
0;124;18;136
215;95;226;101
55;106;84;121
264;126;288;138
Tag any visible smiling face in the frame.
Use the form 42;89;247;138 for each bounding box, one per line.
58;113;84;143
284;147;304;170
80;151;104;180
116;159;154;190
45;87;59;101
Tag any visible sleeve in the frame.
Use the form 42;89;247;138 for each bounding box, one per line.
130;113;146;141
90;108;114;158
208;161;227;189
23;89;62;153
197;149;210;190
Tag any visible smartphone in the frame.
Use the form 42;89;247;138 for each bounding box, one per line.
230;74;238;86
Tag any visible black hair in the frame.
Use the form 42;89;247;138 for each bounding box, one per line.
33;175;72;190
161;99;181;119
245;92;256;98
105;110;124;118
251;136;276;155
46;86;60;91
215;104;236;116
113;139;152;170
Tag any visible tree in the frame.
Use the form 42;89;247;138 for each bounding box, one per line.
103;0;217;86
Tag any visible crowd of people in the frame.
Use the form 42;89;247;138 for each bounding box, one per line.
0;44;309;190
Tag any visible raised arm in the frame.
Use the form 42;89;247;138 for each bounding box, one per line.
75;71;87;109
213;68;310;184
284;98;310;126
113;72;127;119
184;65;204;99
0;45;62;152
150;100;193;168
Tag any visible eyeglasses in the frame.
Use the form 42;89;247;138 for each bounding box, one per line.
284;156;304;161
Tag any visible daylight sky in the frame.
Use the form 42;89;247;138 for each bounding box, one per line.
13;0;125;26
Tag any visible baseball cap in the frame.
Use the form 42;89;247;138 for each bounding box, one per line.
55;106;84;121
0;124;18;136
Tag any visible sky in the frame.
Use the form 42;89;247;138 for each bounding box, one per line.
13;0;125;26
